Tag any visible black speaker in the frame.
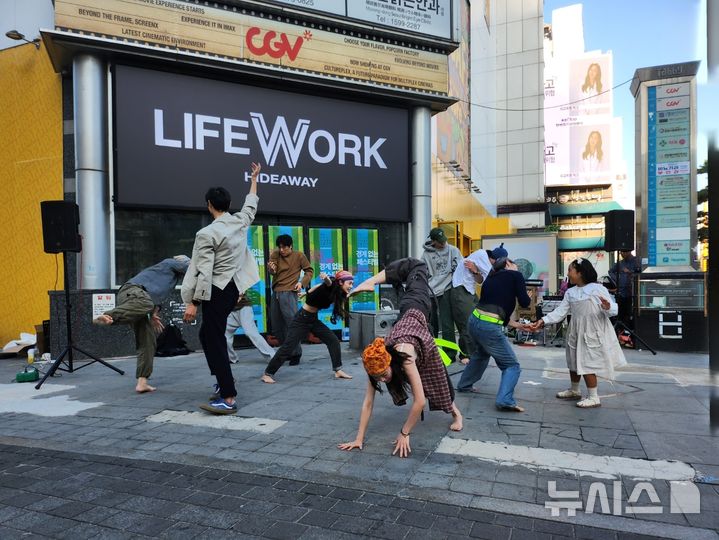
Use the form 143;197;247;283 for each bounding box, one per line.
604;210;634;251
41;201;82;253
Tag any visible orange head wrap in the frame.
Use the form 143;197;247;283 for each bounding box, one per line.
362;337;392;377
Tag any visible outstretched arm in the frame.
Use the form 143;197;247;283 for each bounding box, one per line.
249;162;260;196
350;270;386;296
338;380;376;451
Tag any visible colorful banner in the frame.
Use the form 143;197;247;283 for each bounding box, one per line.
235;225;267;334
647;85;692;266
55;0;449;94
308;228;344;330
347;229;379;311
268;225;305;253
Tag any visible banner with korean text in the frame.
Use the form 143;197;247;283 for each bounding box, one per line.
348;229;379;311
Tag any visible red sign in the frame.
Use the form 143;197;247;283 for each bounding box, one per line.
245;27;311;61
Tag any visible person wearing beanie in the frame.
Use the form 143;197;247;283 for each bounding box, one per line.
456;257;532;412
261;270;354;383
421;227;463;362
338;258;462;458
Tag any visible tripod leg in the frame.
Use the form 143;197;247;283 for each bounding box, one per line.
35;347;70;390
72;346;125;375
614;321;657;355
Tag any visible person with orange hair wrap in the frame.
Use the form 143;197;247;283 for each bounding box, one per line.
261;270;354;383
338;258;462;458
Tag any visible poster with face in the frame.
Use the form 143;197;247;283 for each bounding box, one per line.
569;54;612;116
569;124;613;184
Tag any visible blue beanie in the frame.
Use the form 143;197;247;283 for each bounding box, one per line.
491;243;508;260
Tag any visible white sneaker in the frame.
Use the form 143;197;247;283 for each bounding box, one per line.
556;389;582;400
576;396;601;408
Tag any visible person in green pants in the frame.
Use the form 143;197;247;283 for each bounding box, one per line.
94;255;190;393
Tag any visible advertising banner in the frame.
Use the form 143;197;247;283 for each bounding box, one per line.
235;225;268;334
347;229;379;311
308;228;345;330
268;225;305;253
435;0;469;176
56;0;449;94
544;53;617;186
646;85;692;266
270;0;455;40
114;65;410;221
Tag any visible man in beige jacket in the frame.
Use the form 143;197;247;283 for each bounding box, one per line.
182;162;260;414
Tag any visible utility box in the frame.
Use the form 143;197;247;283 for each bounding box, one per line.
349;310;399;350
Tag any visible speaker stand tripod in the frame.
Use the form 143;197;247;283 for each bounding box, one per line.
36;252;124;390
613;319;656;355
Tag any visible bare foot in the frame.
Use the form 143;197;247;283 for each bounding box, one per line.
450;403;463;431
93;314;113;325
334;370;353;380
135;377;155;393
261;374;276;384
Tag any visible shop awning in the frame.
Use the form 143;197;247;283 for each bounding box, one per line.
548;201;623;217
557;237;606;251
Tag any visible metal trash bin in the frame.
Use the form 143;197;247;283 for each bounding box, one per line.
348;310;399;350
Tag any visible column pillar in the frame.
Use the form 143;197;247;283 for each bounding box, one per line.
410;106;432;259
73;54;110;288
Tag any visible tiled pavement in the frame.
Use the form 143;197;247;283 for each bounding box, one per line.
0;443;676;539
0;342;717;538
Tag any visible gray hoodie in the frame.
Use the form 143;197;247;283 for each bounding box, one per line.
421;239;463;296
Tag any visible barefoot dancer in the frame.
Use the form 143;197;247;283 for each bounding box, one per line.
93;255;190;393
339;258;462;458
261;271;354;383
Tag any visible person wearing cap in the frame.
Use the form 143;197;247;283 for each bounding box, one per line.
339;258;462;458
456;256;532;412
94;255;190;393
261;270;354;383
421;227;463;362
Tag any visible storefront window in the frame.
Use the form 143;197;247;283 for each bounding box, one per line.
114;209;206;285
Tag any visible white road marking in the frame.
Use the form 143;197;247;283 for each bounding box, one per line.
146;410;286;434
522;381;542;385
436;437;696;481
0;383;103;416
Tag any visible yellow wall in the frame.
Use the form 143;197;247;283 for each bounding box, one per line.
0;42;63;344
431;168;511;245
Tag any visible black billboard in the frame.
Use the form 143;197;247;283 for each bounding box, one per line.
113;65;410;221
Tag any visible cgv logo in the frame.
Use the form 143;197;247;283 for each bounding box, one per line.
245;27;311;61
153;109;387;169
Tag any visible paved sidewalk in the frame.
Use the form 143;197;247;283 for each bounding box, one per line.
0;443;641;540
0;341;717;539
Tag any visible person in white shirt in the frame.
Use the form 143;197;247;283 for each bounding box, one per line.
530;258;626;408
449;248;495;363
